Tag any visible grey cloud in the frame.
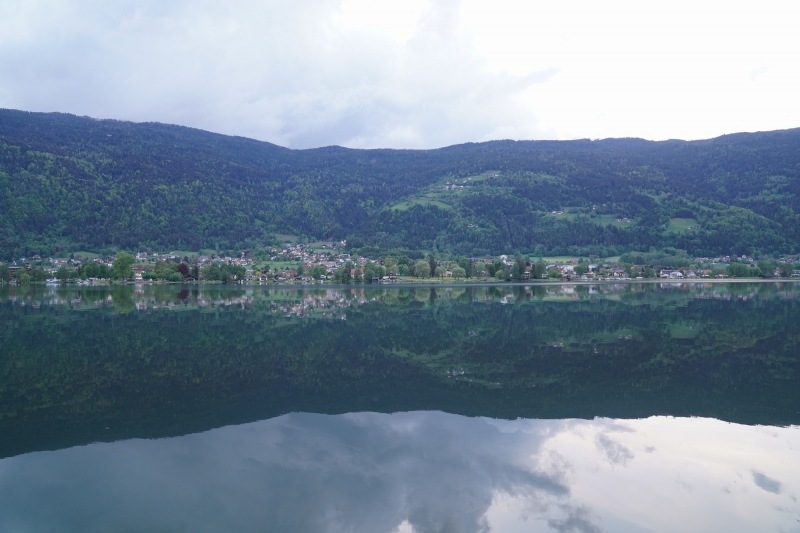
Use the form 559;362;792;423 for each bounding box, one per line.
595;433;633;466
752;471;782;494
0;0;553;149
547;505;603;533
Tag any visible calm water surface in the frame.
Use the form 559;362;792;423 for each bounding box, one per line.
1;283;799;532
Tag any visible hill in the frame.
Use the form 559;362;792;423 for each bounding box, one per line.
2;109;800;259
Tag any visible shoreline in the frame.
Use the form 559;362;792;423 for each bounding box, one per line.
260;278;800;288
7;278;799;289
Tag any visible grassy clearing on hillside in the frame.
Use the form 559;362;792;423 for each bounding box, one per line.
545;212;579;222
72;251;100;259
540;256;582;263
390;198;453;211
307;241;339;252
535;255;621;263
666;218;698;233
543;212;633;228
593;214;634;228
644;193;666;205
275;234;299;243
670;323;700;339
387;170;502;212
462;170;501;182
169;250;199;257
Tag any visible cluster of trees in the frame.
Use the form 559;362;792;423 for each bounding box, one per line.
2;252;146;283
306;265;329;279
726;262;763;278
54;253;136;281
82;262;112;279
384;253;796;281
328;255;534;283
353;255;542;282
201;263;245;283
140;259;197;282
0;264;48;284
329;261;394;283
723;259;793;278
54;265;83;281
1;260;117;284
2;110;800;260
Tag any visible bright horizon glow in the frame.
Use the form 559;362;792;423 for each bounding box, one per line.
0;0;798;149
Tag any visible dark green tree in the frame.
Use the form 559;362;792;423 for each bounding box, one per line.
534;260;546;279
202;264;221;281
112;252;135;280
415;260;431;279
511;256;526;281
30;267;47;282
55;265;72;282
457;257;471;278
364;264;376;282
428;255;437;277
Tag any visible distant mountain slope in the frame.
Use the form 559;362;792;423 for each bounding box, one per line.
1;109;799;258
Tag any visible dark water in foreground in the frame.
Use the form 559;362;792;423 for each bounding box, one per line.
1;283;799;532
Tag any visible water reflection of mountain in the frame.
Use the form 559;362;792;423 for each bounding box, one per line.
1;283;799;458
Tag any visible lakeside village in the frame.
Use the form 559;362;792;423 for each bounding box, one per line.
3;242;800;285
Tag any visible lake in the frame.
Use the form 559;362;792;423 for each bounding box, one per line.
1;282;799;532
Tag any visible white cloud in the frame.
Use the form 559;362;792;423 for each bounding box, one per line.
0;0;798;148
462;0;800;141
335;0;430;43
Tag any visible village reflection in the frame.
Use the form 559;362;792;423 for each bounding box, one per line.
3;282;800;318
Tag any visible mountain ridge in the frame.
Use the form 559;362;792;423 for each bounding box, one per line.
2;109;800;259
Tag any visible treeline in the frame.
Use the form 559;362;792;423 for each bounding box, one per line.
2;109;800;258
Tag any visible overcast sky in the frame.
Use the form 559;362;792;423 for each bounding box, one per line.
1;0;799;149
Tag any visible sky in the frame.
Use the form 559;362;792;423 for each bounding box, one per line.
1;0;799;149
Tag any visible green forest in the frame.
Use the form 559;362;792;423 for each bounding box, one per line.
2;109;800;259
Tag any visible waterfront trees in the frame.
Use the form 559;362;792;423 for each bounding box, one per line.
112;253;135;280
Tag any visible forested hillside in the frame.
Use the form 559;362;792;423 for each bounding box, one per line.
2;109;800;259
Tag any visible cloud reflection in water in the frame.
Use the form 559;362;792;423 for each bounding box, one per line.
0;413;798;533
